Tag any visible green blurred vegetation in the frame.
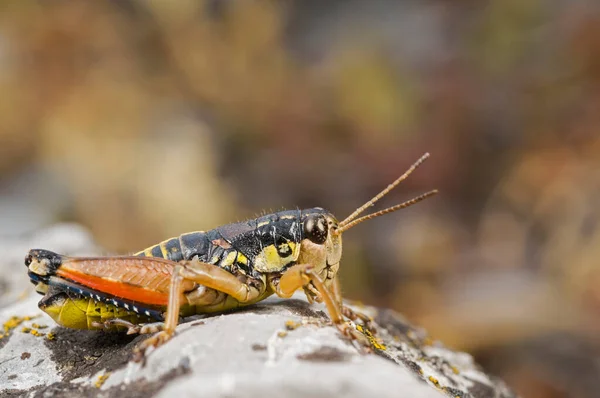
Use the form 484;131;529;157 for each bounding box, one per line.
0;1;599;396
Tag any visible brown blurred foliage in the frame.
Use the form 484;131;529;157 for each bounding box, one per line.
0;1;599;396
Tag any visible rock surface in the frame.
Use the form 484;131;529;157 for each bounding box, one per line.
0;225;517;398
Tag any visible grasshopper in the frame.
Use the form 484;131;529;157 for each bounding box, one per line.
25;153;437;360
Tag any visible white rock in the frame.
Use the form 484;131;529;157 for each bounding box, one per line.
0;224;517;398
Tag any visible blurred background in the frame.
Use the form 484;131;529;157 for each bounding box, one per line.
0;0;599;396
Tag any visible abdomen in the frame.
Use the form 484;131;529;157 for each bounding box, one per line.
135;231;211;262
38;291;155;330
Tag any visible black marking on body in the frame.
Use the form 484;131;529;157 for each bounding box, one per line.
277;243;292;257
163;238;182;260
150;245;163;258
179;232;211;261
25;249;64;275
222;209;305;261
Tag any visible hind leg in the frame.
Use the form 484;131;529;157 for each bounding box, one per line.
133;259;264;362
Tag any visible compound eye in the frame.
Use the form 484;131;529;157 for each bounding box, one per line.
304;215;328;244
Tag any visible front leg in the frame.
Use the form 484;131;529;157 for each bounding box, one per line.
330;275;376;334
133;258;263;362
274;264;372;351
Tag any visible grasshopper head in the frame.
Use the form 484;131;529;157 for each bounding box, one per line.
297;209;343;291
302;209;343;264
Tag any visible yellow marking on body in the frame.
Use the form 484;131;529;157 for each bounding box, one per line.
85;300;102;319
257;221;270;227
280;215;296;219
220;251;237;267
136;231;207;257
236;252;248;265
289;242;298;256
265;245;281;265
57;297;90;329
159;240;170;258
253;241;300;272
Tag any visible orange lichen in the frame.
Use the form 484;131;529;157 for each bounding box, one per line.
95;373;111;388
30;329;45;337
4;316;25;332
284;320;301;330
428;376;441;388
356;324;386;350
3;315;41;340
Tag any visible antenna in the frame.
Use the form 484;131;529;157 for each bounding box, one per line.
336;190;438;233
337;153;435;232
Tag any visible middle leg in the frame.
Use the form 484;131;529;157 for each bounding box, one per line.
133;258;264;361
